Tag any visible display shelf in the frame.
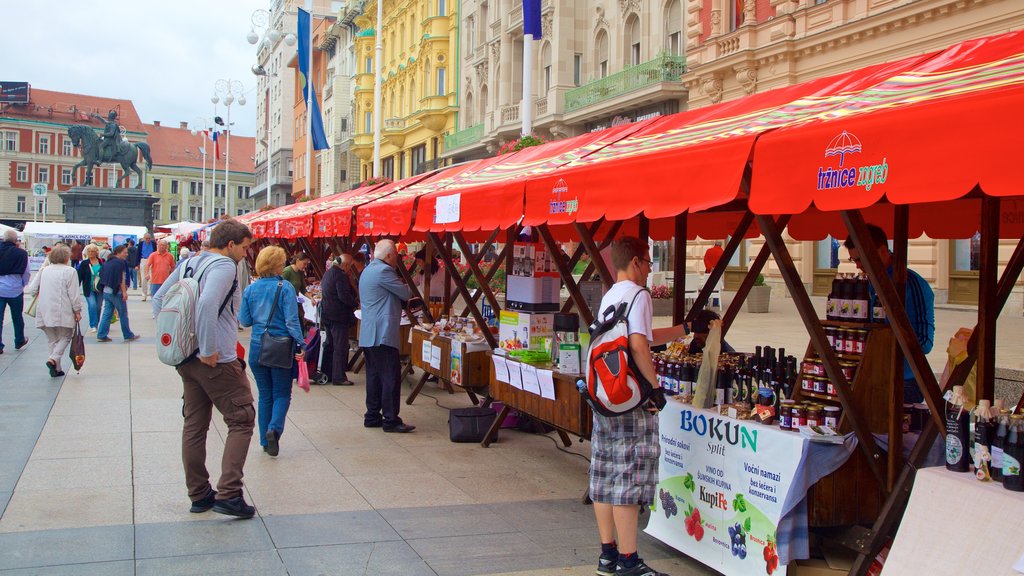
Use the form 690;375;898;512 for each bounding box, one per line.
800;391;839;404
806;351;864;362
819;319;884;329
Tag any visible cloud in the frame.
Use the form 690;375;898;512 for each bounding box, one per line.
2;0;268;136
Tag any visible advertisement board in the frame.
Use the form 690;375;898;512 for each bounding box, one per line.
0;82;30;104
645;403;806;576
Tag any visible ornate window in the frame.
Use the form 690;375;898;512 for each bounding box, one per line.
665;0;682;55
595;30;609;79
626;15;641;66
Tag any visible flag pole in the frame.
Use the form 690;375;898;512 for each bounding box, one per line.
521;33;533;137
372;0;382;178
305;0;314;199
210;104;218;220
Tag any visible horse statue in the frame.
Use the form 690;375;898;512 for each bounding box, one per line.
67;124;153;189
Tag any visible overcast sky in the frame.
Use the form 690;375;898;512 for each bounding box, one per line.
2;0;273;137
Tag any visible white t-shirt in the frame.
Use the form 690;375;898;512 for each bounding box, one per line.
597;280;652;342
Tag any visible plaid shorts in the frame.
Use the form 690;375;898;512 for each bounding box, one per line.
589;408;661;506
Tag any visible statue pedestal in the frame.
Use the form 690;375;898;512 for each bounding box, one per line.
62;187;158;231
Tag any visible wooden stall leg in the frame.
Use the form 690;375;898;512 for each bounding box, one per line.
976;195;1000;402
686;211;756;324
466;389;480;405
481;404;511;447
406;372;431;405
556;429;573;448
672;213;688;325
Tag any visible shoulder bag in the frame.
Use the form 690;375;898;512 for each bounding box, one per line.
258;281;294;369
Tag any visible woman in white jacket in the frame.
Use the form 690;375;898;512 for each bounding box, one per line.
25;244;82;377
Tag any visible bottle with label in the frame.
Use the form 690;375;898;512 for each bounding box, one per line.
992;408;1010;483
971;399;997;481
945;385;971;473
851;275;870;321
826;276;841;321
1003;415;1024;492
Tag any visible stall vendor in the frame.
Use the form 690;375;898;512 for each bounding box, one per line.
687;309;736;354
844;224;935;404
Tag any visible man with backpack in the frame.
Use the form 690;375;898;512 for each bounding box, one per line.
587;237;689;576
152;219;256;519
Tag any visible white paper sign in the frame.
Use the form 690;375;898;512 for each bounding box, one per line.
434;193;461;224
537;369;556;400
521;364;541;395
491;355;510;383
421;339;432;363
507;360;523;390
429;345;441;370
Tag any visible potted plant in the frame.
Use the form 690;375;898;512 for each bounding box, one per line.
651;284;673;317
747;273;771;313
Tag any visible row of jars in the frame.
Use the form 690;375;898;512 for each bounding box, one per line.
779;401;842;431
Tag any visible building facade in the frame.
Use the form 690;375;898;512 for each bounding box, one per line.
352;0;459;181
0;88;148;228
144;121;256;226
253;0;338;209
445;0;688;162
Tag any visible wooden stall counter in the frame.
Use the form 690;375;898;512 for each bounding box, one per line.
408;327;491;405
482;352;592;448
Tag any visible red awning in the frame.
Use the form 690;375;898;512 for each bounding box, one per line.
412;121;656;233
352;157;509;238
247;187;387;239
312;173;441;238
750;30;1024;222
519;53;936;227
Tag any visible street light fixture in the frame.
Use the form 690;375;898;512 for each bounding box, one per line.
248;9;295;47
212;79;246;218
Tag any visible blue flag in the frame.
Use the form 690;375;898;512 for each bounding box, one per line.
298;8;330;151
523;0;542;38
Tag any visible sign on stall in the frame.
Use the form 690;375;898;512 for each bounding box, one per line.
645;402;804;576
434;194;461;224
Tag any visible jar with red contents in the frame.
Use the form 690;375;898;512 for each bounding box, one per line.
807;405;824;427
793;404;808;428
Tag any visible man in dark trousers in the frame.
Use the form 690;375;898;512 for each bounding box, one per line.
358;240;414;433
96;244;139;343
125;239;140;291
0;229;30;353
320;254;358;386
138;233;157;302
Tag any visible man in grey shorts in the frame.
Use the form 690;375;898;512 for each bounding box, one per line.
589;237;689;576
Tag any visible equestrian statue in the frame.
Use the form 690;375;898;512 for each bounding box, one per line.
67;110;152;189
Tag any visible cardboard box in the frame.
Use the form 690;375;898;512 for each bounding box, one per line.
506;275;561;304
511;243;559;278
498;310;554;351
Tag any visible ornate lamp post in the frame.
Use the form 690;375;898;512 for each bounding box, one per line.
211;80;246;218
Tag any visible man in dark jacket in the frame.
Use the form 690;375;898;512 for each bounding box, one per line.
126;239;140;291
0;229;30;353
320;255;358;386
96;244;139;342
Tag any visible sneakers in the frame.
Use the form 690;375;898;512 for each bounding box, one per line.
597;551;618;576
190;489;217;513
265;429;279;457
211;496;256;519
14;340;28;350
615;559;668;576
89;327;97;333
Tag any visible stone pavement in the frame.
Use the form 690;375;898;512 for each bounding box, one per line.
1;287;1021;575
0;290;710;576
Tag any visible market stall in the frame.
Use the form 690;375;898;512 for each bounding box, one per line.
21;221;148;271
409;324;491;405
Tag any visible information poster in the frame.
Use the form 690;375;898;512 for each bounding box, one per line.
645;402;805;576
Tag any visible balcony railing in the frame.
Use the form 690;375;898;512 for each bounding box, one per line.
564;55;686;114
507;4;523;29
384;117;405;131
500;104;520;125
444;123;484;151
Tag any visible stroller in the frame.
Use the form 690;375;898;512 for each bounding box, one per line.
305;301;330;385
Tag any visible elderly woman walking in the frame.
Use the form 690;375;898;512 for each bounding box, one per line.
239;246;305;457
25;244;83;377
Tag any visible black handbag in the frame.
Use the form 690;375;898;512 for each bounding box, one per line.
258;281;294;369
448;407;499;443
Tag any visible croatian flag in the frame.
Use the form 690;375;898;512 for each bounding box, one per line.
523;0;542;38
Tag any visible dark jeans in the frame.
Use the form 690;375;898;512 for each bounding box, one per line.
127;267;137;289
98;292;135;340
323;322;351;382
177;358;254;501
904;378;925;404
0;294;26;350
363;345;403;427
250;361;293;447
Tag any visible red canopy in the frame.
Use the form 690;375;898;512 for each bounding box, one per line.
312;173;440;238
518;54;935;227
247;187;387;239
412;120;656;233
751;29;1024;228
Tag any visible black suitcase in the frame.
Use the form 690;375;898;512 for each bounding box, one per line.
448;407;499;443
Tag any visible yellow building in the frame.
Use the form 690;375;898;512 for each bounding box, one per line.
352;0;458;182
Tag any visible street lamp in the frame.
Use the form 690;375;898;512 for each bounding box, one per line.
212;79;246;218
189;117;214;222
247;9;296;48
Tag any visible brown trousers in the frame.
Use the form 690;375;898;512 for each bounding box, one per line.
176;357;255;501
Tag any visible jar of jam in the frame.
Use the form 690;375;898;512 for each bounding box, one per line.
802;375;816;392
853;330;866;354
793;404;808;428
780;400;796;431
825;327;836;349
807;405;824;427
824;406;841;428
844;329;856;354
813;377;828;395
827;379;837;396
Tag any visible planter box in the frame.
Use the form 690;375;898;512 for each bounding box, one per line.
747;285;771;313
652;298;674;317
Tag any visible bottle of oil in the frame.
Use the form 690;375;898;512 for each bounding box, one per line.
945;385;971;473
